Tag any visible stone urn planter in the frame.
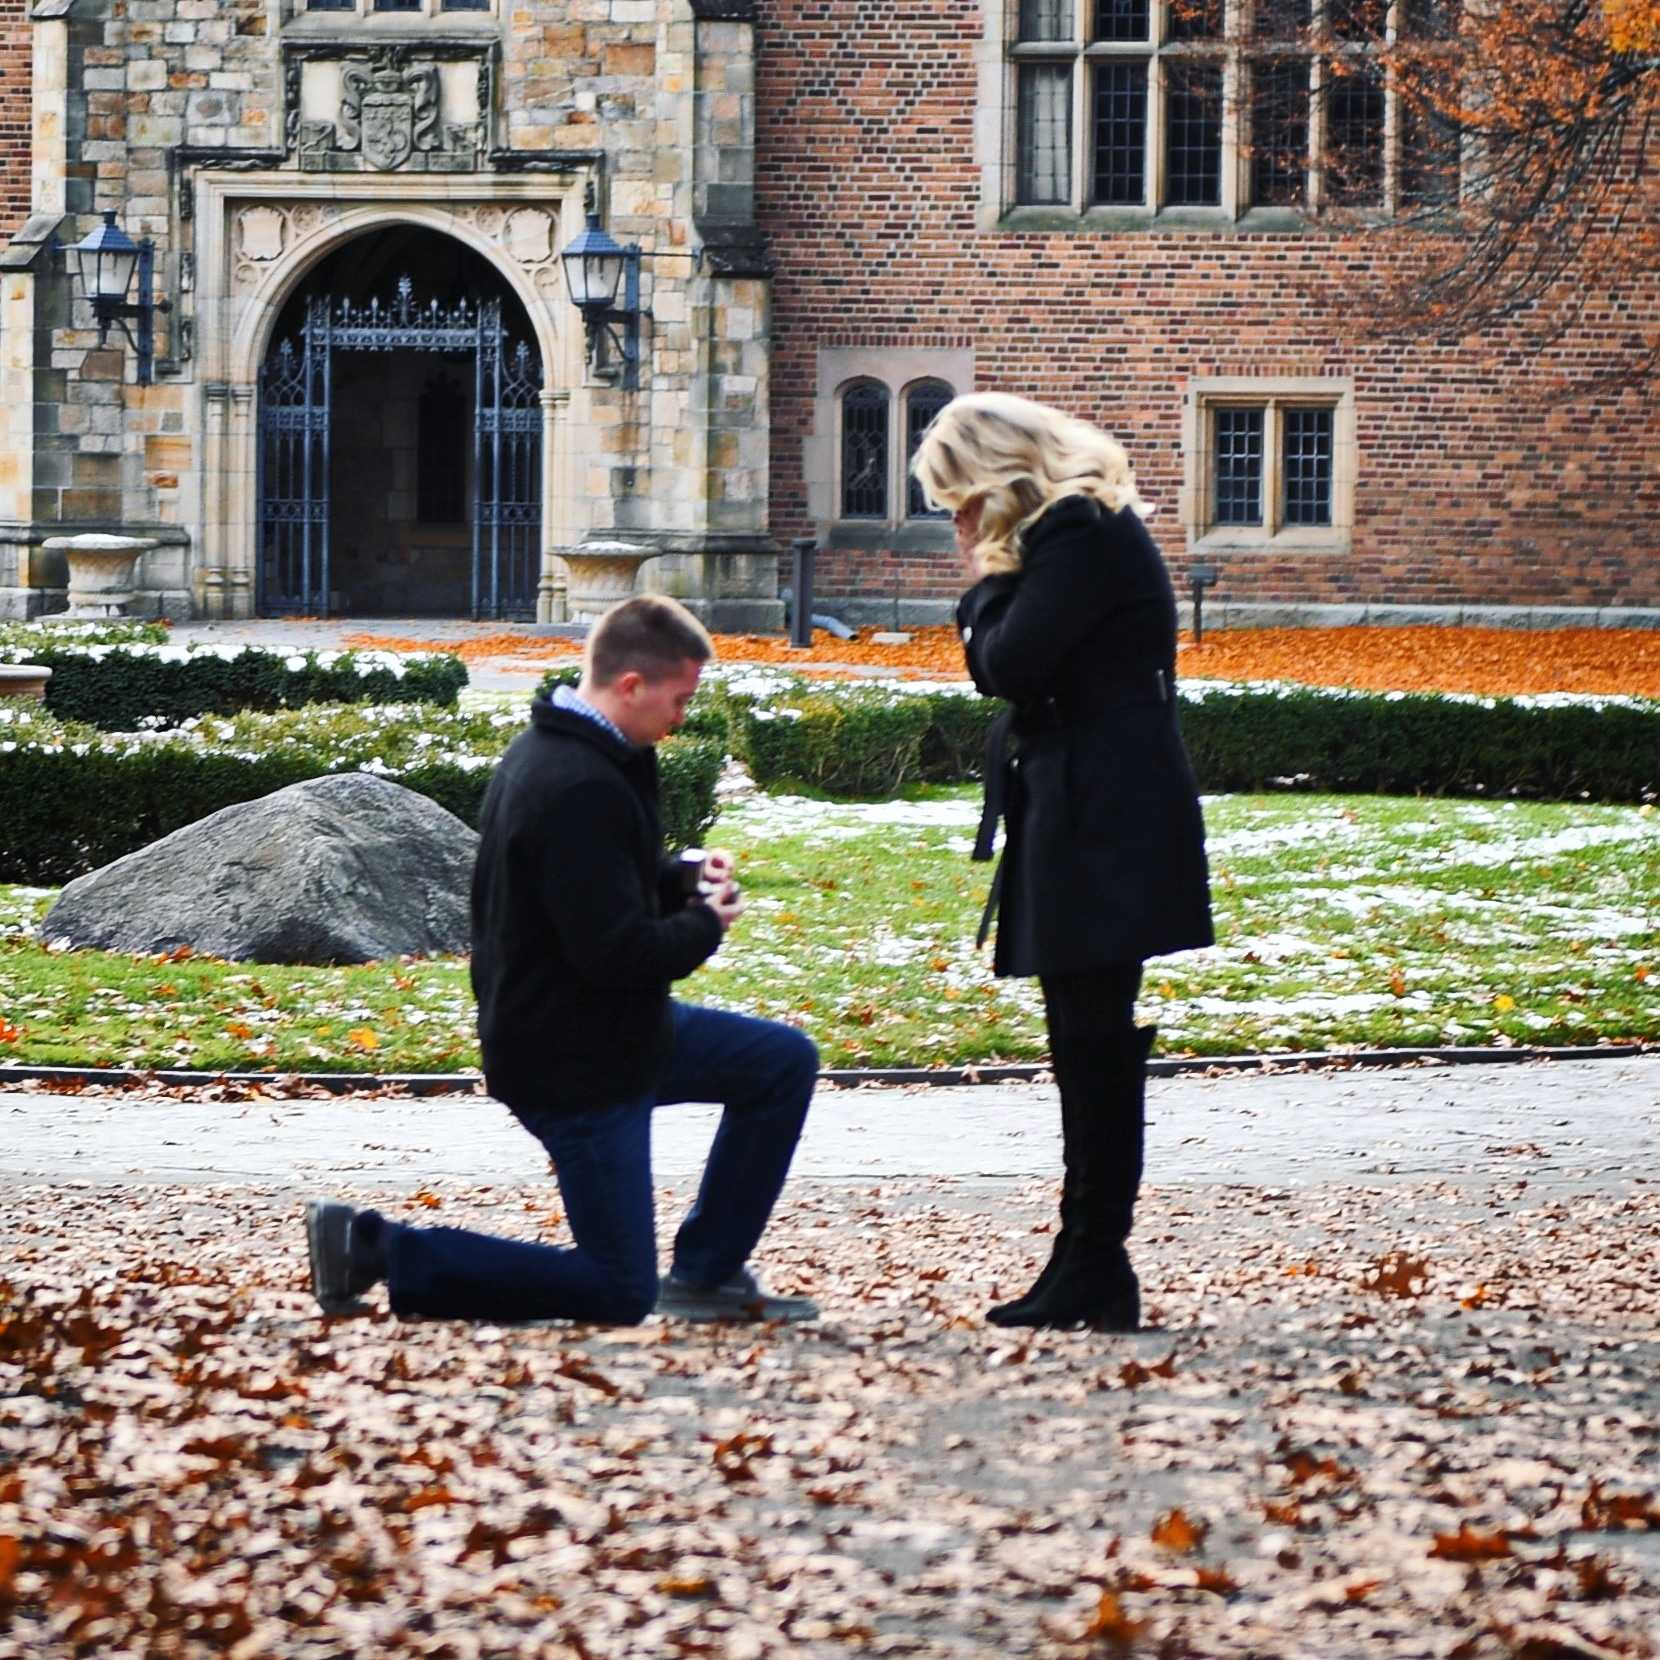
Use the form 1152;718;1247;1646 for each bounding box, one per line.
42;533;159;620
561;541;658;623
0;664;52;702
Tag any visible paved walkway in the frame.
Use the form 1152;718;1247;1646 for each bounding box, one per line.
10;1054;1655;1194
10;1056;1659;1657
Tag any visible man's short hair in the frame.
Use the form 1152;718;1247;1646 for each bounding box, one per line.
586;594;714;687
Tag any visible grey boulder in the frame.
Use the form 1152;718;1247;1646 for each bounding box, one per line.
41;773;478;964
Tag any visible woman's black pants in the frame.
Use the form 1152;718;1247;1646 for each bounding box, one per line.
1038;963;1149;1268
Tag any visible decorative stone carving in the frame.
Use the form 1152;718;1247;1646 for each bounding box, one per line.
289;202;337;238
287;43;491;175
237;206;286;261
505;207;552;265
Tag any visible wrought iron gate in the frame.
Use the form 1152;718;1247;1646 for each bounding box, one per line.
258;278;543;619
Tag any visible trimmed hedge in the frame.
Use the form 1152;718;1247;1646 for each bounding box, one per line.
1176;684;1660;804
721;674;1659;805
0;619;169;651
0;703;722;886
730;688;934;796
0;641;468;730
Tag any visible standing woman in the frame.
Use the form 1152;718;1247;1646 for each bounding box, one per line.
912;393;1214;1332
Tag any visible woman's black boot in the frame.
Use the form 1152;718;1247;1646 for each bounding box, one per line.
989;1020;1155;1332
985;1230;1070;1326
987;1022;1092;1325
997;1245;1141;1332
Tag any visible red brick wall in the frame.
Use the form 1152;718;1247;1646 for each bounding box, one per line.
0;0;28;237
756;0;1660;610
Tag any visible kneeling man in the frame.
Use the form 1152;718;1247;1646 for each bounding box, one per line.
306;594;818;1324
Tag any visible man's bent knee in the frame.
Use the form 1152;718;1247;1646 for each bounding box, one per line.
782;1026;820;1088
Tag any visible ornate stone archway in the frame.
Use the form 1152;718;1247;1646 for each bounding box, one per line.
190;173;588;620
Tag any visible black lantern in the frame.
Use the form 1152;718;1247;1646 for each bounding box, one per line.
69;211;168;385
560;190;642;390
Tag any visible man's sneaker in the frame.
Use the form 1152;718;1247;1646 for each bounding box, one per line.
655;1266;819;1324
305;1199;385;1312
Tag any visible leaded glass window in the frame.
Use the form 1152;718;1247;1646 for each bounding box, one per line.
1281;408;1334;525
1006;0;1442;219
1165;61;1223;206
841;382;890;520
1192;387;1349;544
1325;67;1385;205
1021;0;1076;37
1213;408;1265;526
1092;61;1149;204
1017;65;1074;204
1092;0;1151;41
905;382;954;518
1167;0;1221;42
1400;97;1460;208
1251;58;1310;206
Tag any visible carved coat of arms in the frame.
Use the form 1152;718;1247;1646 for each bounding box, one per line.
338;48;441;172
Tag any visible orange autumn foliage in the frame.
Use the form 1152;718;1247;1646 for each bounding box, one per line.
1175;627;1660;698
348;624;1660;699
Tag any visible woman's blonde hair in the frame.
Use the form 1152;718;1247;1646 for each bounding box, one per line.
909;392;1147;575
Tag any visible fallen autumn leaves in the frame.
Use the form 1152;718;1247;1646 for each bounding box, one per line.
338;625;1660;699
3;1176;1657;1658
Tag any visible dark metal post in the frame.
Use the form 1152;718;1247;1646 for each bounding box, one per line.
789;536;816;648
1189;563;1219;645
136;241;155;386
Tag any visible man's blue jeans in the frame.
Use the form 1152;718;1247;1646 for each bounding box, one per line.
380;1003;818;1323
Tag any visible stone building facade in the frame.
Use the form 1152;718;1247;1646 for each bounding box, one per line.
0;0;1654;627
0;0;781;626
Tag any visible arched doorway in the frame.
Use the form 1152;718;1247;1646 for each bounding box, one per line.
257;227;544;619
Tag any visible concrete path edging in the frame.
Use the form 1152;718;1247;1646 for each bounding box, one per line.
0;1041;1650;1098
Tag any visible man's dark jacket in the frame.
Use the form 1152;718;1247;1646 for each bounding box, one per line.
957;494;1214;977
470;698;723;1113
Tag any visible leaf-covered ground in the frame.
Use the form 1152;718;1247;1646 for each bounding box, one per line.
339;625;1660;698
3;1171;1657;1657
3;791;1654;1072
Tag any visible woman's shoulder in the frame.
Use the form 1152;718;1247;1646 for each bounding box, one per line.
1028;494;1102;537
1022;493;1145;555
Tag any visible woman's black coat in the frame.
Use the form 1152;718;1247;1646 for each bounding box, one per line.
956;495;1214;977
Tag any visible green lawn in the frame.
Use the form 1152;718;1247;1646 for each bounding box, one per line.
1;789;1655;1072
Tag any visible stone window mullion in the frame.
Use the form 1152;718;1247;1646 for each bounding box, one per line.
1072;24;1090;212
1307;53;1327;210
1149;5;1169;206
1220;9;1243;217
1263;401;1283;535
1382;0;1401;215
